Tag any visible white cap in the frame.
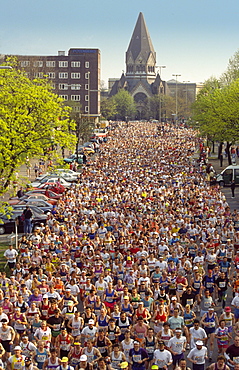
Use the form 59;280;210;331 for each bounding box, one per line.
14;346;21;351
196;340;203;346
80;355;88;361
88;319;94;324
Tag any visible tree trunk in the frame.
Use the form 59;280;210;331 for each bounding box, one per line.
218;142;223;159
212;141;215;153
226;141;232;165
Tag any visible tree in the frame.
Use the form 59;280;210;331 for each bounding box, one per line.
101;97;117;119
0;61;76;196
192;77;239;164
221;49;239;85
113;89;136;119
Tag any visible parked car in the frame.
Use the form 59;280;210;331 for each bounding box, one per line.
18;199;53;213
35;169;79;182
30;177;72;189
64;154;83;164
21;189;61;200
216;165;239;186
0;205;47;234
9;193;58;206
77;146;95;155
37;182;66;194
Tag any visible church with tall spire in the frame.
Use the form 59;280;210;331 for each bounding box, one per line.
109;12;165;117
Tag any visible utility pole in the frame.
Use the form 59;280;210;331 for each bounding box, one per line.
172;74;181;124
156;65;166;122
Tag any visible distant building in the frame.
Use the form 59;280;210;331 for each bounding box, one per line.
109;12;165;118
0;48;101;123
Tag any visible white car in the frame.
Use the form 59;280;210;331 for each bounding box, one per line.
36;171;79;182
31;176;72;188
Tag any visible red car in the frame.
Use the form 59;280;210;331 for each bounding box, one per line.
9;193;58;206
22;189;61;200
28;182;65;195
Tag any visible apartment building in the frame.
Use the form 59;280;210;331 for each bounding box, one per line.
1;48;101;122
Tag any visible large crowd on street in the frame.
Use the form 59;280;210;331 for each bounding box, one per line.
2;122;239;370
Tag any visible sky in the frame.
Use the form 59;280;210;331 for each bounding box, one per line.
0;0;239;88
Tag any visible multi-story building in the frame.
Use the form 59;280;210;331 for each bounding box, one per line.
0;48;101;122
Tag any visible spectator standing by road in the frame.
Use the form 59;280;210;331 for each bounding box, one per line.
231;180;236;198
23;206;32;234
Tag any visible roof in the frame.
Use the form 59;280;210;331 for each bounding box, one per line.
126;12;156;62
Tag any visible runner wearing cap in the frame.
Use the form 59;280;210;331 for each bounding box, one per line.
68;342;83;369
7;346;25;370
188;340;208;370
220;307;235;336
23;356;38;370
58;357;74;370
81;320;98;344
120;362;129;370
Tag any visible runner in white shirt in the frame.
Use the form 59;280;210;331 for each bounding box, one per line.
188;340;208;370
153;341;173;369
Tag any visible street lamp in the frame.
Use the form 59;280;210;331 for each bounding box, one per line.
183;81;190;113
156;66;166;122
0;66;13;70
172;74;181;123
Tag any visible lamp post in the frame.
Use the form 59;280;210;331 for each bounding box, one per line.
172;74;181;124
183;81;190;116
0;66;13;70
156;65;166;122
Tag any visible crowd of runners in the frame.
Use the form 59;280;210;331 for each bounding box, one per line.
2;122;239;370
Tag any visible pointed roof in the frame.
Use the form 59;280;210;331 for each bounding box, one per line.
126;12;156;62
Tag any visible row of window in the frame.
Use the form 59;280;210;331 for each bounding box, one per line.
20;61;89;68
32;72;89;79
59;95;89;101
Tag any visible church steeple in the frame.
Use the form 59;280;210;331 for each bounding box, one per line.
126;12;156;82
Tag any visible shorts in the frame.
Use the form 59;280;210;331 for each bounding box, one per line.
1;340;11;353
172;353;184;366
52;330;61;337
208;264;216;270
234;308;239;319
8;262;15;269
205;327;215;335
218;343;229;349
16;329;25;335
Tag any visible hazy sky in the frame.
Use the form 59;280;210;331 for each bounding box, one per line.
0;0;238;87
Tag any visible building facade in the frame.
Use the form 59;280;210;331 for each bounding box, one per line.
0;48;101;122
109;12;165;119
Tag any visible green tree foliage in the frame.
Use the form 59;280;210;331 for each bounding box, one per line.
221;49;239;85
192;77;239;164
101;97;117;120
113;89;136;119
0;62;76;196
